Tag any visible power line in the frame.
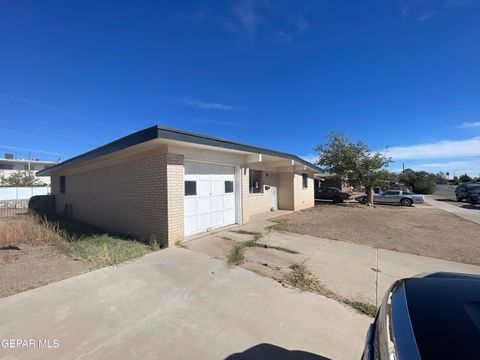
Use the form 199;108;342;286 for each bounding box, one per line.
0;124;94;146
0;144;66;157
0;91;132;132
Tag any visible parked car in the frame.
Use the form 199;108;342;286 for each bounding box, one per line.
314;187;351;203
467;189;480;205
355;190;424;206
455;182;480;202
362;272;480;360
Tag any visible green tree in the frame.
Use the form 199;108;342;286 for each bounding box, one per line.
399;169;436;194
0;171;45;187
315;132;392;205
459;173;472;183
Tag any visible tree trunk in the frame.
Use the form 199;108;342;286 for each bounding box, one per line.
366;186;374;206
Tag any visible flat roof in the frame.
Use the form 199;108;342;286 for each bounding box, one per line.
37;125;321;175
0;158;56;164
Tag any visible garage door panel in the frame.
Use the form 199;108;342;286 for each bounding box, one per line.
224;209;235;224
184;215;197;235
211;211;224;227
211;180;224;195
224;195;235;208
197;213;211;230
211;196;224;211
184;197;197;216
197;181;211;195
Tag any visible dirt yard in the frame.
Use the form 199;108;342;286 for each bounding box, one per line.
0;244;92;298
0;215;152;298
273;203;480;266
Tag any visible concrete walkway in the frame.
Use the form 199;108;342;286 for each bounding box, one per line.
425;196;480;224
0;248;369;360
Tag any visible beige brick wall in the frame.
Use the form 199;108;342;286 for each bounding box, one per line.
293;172;314;211
165;154;184;246
240;166;250;224
51;152;184;247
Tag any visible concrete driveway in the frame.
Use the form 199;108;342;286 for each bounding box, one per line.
0;248;370;360
187;215;480;308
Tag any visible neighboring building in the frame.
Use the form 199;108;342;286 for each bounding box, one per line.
314;173;350;191
0;154;57;185
38;125;320;247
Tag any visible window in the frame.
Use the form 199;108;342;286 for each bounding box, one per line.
249;170;263;194
184;181;197;196
383;191;400;196
0;163;13;170
225;181;234;193
302;173;308;189
60;176;66;193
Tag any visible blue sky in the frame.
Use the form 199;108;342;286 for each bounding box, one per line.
1;0;479;176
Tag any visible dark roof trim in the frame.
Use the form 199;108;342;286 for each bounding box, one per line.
38;125;321;175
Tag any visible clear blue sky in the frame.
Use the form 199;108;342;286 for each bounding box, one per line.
1;0;479;176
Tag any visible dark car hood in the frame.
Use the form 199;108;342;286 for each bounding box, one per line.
401;273;480;359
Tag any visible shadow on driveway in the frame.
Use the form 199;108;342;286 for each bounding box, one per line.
225;343;331;360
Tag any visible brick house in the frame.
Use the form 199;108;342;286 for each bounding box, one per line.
38;125;320;247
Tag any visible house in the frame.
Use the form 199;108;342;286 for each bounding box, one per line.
37;125;320;247
0;154;56;185
314;173;350;191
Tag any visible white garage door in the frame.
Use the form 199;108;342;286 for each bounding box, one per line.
184;161;236;236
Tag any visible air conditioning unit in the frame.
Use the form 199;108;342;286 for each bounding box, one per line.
4;153;14;160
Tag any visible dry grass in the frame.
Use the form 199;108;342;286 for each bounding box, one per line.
70;235;147;267
279;262;376;317
0;215;68;249
0;215;149;267
273;204;480;266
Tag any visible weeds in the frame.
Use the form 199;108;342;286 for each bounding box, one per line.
221;236;232;241
231;229;263;241
342;299;377;317
227;243;245;265
69;235;146;267
149;236;161;251
0;215;67;248
175;240;188;249
280;262;377;317
267;222;290;232
262;244;298;254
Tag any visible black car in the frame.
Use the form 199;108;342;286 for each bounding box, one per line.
362;272;480;360
455;183;480;202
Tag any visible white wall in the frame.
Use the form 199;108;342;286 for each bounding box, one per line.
0;187;51;201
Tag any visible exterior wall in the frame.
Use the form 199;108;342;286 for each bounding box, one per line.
165;154;184;246
51;152;184;248
247;170;278;216
240;166;250;224
293;172;314;211
277;172;294;210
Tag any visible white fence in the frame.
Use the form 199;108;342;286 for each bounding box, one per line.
0;187;51;201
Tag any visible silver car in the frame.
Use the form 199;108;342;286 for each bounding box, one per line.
356;190;424;206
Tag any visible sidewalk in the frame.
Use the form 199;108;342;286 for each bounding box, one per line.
187;218;480;308
425;196;480;225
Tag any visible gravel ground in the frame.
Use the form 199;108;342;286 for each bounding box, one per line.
273;203;480;266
